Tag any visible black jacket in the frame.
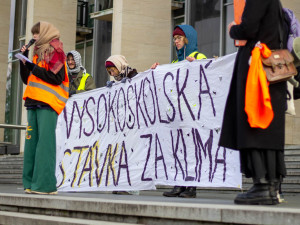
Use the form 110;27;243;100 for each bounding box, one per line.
219;0;287;150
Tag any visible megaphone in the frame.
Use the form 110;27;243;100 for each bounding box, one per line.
292;37;300;67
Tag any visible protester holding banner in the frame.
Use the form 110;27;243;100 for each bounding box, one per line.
19;21;68;195
151;24;207;198
105;54;139;195
219;0;288;205
67;50;96;96
151;25;206;69
105;55;138;85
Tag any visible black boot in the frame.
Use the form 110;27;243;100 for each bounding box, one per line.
163;186;186;197
234;183;278;205
179;186;196;198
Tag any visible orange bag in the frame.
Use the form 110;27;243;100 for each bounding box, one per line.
245;43;273;129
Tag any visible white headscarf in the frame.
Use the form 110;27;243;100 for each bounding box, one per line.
67;50;85;74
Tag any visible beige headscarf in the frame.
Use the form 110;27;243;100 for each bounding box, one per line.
33;21;60;63
105;55;135;81
105;55;128;74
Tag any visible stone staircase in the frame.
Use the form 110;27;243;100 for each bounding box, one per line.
0;149;300;225
0;146;299;193
0;154;23;185
242;146;300;193
0;191;299;225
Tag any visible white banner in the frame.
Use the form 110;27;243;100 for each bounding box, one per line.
56;53;242;192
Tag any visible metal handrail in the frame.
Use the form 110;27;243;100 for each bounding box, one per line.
0;124;26;130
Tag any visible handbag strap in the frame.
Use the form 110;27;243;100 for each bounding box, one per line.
278;0;285;49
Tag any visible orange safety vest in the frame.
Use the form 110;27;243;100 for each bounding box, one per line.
23;55;69;114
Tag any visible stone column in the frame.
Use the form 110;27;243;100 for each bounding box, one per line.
0;0;11;142
111;0;172;73
20;0;78;152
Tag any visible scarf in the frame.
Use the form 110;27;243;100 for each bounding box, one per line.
105;55;135;81
33;21;65;74
245;43;273;129
67;50;85;75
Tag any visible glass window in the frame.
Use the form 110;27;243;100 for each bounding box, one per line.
76;38;93;75
92;20;112;88
172;2;186;61
224;2;237;55
189;0;221;58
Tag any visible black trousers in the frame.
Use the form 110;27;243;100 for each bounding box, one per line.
240;149;286;184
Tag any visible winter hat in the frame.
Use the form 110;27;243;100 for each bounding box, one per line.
105;61;115;68
173;27;185;37
67;50;84;74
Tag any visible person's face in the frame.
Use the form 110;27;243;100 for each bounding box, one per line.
33;33;40;41
67;55;76;69
173;35;185;50
106;67;120;77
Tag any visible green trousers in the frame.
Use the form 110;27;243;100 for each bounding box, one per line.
23;108;57;192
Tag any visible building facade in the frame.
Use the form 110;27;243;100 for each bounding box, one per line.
0;0;299;154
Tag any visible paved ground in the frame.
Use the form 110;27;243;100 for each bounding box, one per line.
0;184;299;209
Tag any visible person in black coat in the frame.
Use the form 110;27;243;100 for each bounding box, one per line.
219;0;288;205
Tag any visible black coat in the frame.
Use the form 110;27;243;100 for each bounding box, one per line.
219;0;287;151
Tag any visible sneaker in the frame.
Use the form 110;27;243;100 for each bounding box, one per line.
24;189;31;194
31;190;58;195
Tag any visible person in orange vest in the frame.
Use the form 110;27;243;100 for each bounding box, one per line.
219;0;288;205
19;21;69;195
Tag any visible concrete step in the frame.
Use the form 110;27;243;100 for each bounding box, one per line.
243;177;300;184
0;174;22;179
0;179;22;184
0;169;22;174
0;161;23;165
0;192;299;225
284;149;300;156
0;211;139;225
286;163;300;169
0;164;23;169
284;145;300;150
281;183;300;192
285;156;300;162
0;156;23;161
286;169;300;176
236;183;300;193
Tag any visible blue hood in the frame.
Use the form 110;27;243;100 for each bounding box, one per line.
175;25;198;62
